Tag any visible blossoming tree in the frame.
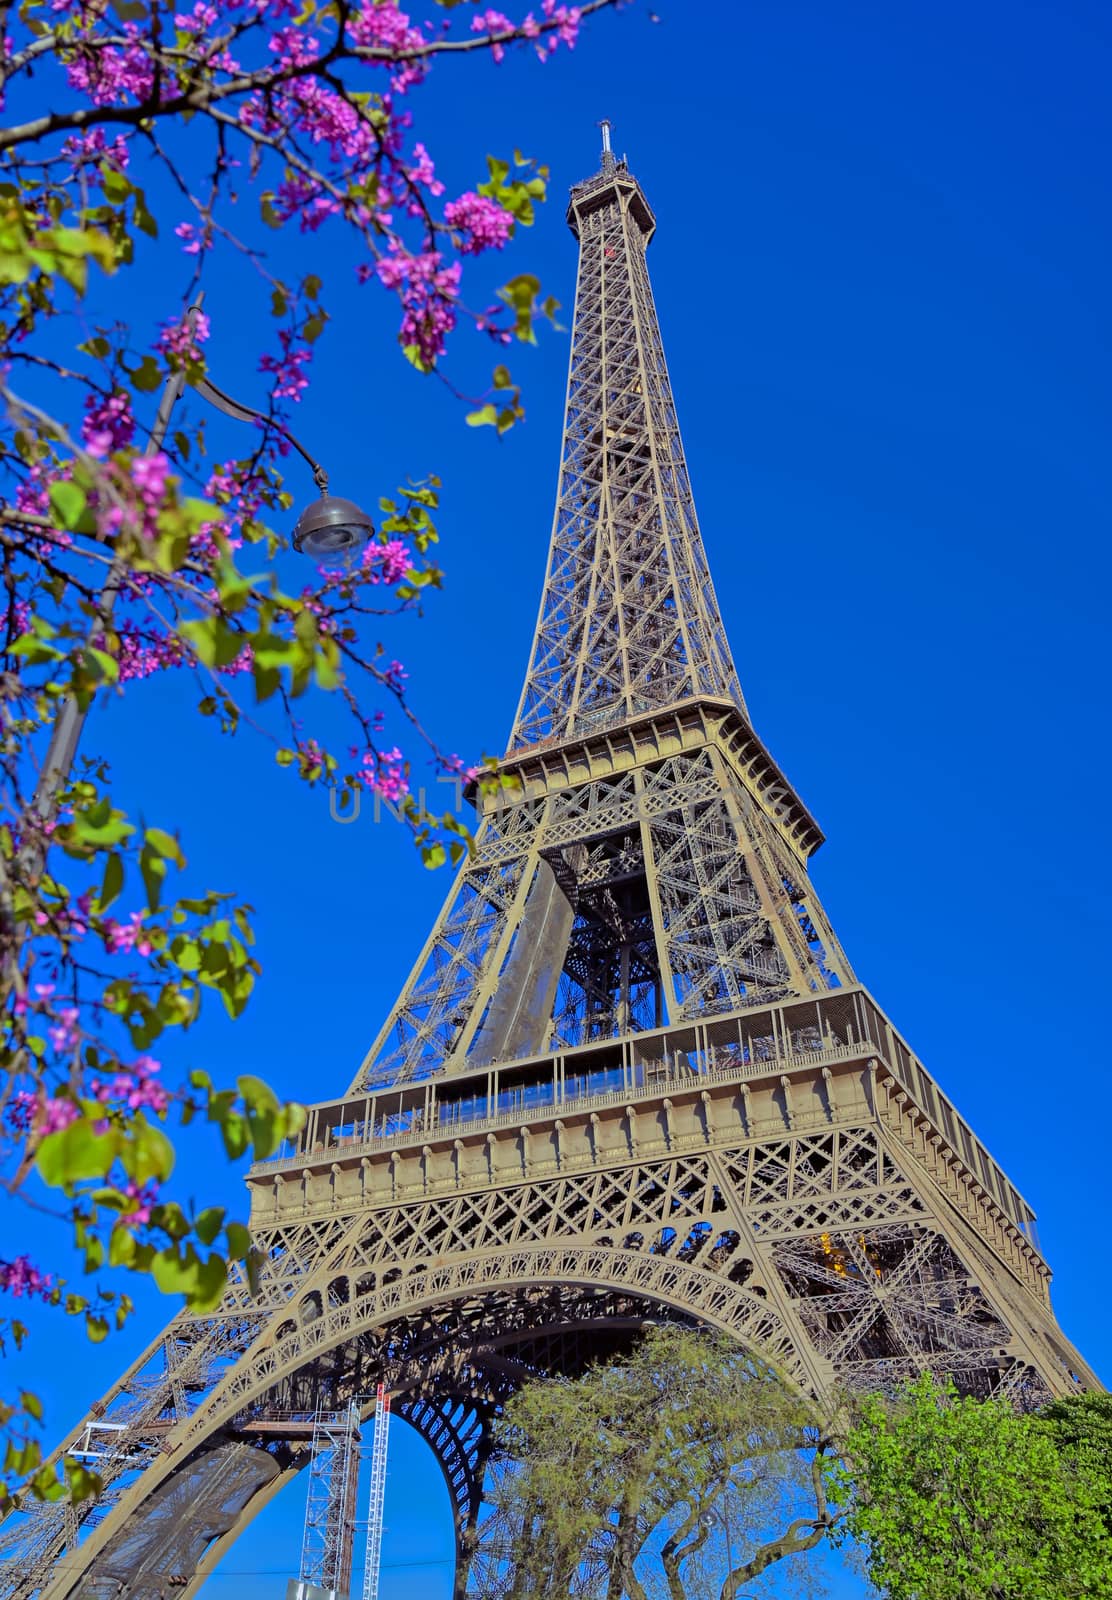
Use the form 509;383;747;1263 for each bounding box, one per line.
0;0;620;1505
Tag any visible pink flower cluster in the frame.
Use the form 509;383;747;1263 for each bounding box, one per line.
48;1006;80;1053
66;25;156;107
173;0;218;31
8;1092;80;1136
82;390;135;458
361;746;408;802
258;328;311;403
362;538;412;585
173;221;211;255
404;141;444;214
375;247;461;367
443;192;513;255
442;754;485;783
103;912;152;957
470;8;513;61
116;626;188;683
158;310;211;366
4;597;32;638
346;1;428;93
471;1;580;62
91;1056;169;1117
119;1179;159;1228
0;1257;53;1300
61;127;130;171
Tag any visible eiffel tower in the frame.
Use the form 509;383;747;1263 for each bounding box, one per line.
2;127;1097;1600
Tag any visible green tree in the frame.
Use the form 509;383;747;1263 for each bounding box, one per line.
487;1325;843;1600
1038;1392;1112;1535
827;1373;1112;1600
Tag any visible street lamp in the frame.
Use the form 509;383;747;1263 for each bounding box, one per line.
26;298;375;830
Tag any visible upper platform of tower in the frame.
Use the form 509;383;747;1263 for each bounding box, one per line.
566;133;656;242
508;126;750;755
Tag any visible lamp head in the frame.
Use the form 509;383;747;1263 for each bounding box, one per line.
292;492;374;570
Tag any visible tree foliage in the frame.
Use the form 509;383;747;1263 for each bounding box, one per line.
487;1325;843;1600
827;1373;1112;1600
0;0;622;1508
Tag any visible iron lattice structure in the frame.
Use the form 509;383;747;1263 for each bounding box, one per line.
298;1402;360;1598
0;136;1097;1600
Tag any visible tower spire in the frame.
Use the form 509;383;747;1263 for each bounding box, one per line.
509;147;746;752
599;116;616;173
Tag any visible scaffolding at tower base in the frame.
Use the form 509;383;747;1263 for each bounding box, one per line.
288;1389;391;1600
295;1400;362;1600
361;1386;391;1600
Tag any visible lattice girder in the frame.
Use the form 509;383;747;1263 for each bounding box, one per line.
7;1026;1095;1600
352;711;853;1093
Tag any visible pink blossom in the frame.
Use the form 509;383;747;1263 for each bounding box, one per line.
92;1058;169;1115
119;1179;159;1228
173;221;211;255
47;1007;80;1054
407;142;444;197
470;7;512;61
362;538;412;585
115;626;187;682
541;0;580;50
66;26;157;107
7;1091;35;1131
82;390;135;458
103;912;152;957
258;328;311;402
0;1256;52;1299
131;452;169;505
361;746;408;803
4;597;32;639
374;246;461;367
444;191;513;255
61;128;131;171
174;0;218;28
40;1095;80;1134
8;1092;79;1136
346;2;427;91
158;310;211;365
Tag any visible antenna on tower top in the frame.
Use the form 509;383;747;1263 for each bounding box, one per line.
599;118;616;172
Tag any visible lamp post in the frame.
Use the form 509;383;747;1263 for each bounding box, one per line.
26;300;375;831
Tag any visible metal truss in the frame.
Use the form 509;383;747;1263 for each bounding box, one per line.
299;1401;360;1597
1;137;1096;1600
509;151;745;747
360;1388;389;1600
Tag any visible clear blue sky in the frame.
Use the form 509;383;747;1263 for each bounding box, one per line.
6;1;1111;1597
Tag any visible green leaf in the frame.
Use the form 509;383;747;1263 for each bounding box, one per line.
181;617;245;670
65;1463;103;1504
48;480;87;530
36;1119;120;1189
151;1245;226;1311
127;1116;175;1183
466;404;499;428
225;1221;251;1260
96;853;125;913
129;356;163;393
193;1207;225;1247
144;827;185;867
